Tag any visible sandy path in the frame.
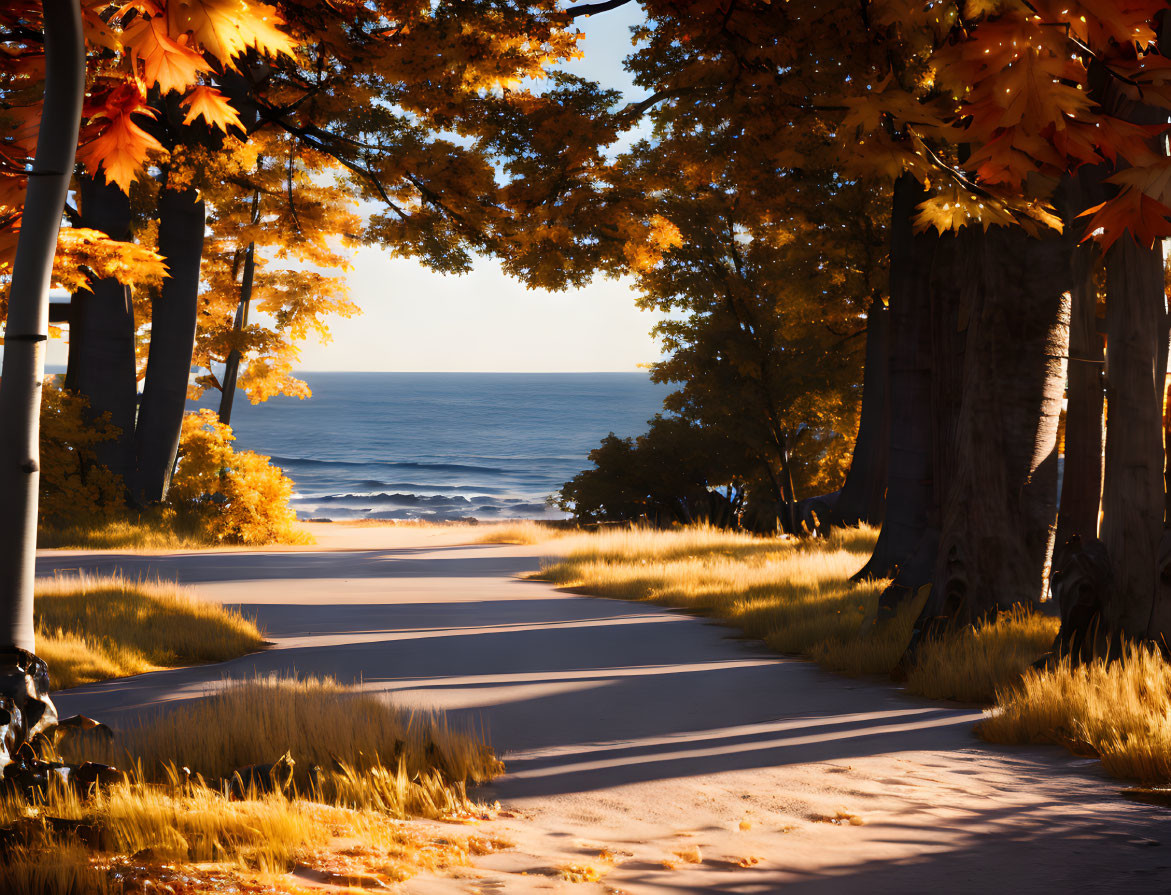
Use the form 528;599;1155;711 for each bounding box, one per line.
42;525;1171;894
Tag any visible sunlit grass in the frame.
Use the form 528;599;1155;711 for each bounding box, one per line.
10;676;507;893
533;524;1059;702
38;512;313;551
59;675;503;816
35;573;267;690
908;607;1059;703
476;520;577;544
978;644;1171;784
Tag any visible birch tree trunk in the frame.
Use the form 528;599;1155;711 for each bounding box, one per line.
0;0;85;651
63;174;138;484
132;187;206;503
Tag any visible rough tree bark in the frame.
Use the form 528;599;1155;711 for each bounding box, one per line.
0;0;85;653
132;187;206;503
854;175;935;581
1053;167;1106;554
913;225;1071;635
63;175;138;483
1099;234;1167;641
832;296;890;527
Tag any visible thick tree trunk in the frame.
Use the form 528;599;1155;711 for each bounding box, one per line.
1054;172;1106;554
833;296;890;527
132;187;206;503
0;0;85;651
855;175;934;581
218;240;255;426
914;225;1071;634
1100;235;1168;640
63;175;138;483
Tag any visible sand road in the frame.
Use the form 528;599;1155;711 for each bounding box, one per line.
41;525;1171;894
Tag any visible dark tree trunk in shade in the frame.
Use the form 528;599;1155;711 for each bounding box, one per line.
217;240;256;426
912;226;1071;635
63;175;138;484
1053;168;1107;558
1099;235;1168;640
132;187;206;503
833;296;890;528
854;175;934;581
0;0;85;652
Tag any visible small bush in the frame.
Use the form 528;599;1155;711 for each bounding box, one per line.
169;409;304;544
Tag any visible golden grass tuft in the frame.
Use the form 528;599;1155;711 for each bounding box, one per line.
35;573;267;690
38;511;313;551
475;520;575;545
6;676;507;893
978;643;1171;784
908;607;1059;703
60;675;503;818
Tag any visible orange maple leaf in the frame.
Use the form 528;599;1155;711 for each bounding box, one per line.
1079;188;1171;250
124;15;209;94
79;107;165;191
181;85;244;132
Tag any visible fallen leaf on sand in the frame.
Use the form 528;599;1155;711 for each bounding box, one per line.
817;808;865;826
738;818;752;831
672;846;703;864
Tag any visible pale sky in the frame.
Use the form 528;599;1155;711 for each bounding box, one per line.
40;3;662;374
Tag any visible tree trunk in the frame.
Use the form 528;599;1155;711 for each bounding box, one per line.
914;225;1071;634
855;175;934;580
63;175;138;483
0;0;85;651
833;296;890;527
132;187;206;503
1054;171;1106;554
1100;235;1168;640
218;240;255;426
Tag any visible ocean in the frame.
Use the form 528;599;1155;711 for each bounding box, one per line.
191;372;670;521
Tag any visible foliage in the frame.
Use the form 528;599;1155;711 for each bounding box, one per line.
34;572;265;690
37;380;124;527
37;389;303;546
170;409;301;544
557;415;749;526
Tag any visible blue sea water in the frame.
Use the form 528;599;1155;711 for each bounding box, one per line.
191;372;669;521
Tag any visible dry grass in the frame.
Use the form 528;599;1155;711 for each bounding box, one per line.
534;524;896;669
534;524;1058;702
908;607;1059;703
59;675;503;817
978;644;1171;784
475;520;576;544
6;676;506;893
38;512;313;551
35;573;267;690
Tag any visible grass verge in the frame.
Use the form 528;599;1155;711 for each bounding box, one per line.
8;676;507;893
977;644;1171;785
35;573;267;690
531;524;1060;702
38;511;313;551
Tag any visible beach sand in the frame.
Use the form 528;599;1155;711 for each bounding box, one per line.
42;523;1171;894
